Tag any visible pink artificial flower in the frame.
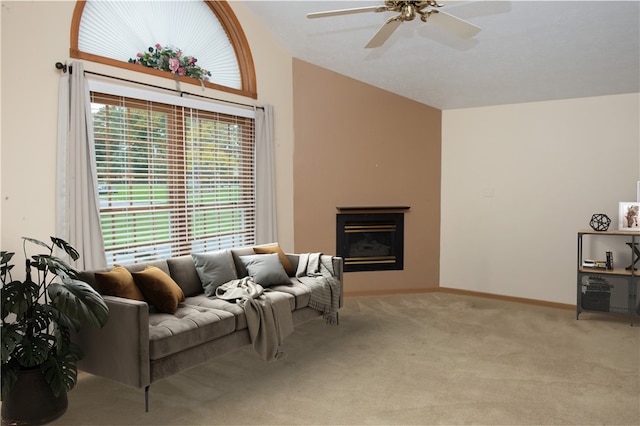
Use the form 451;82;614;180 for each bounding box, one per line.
168;57;180;72
155;43;162;50
177;50;182;57
178;67;186;76
189;57;196;66
137;52;144;58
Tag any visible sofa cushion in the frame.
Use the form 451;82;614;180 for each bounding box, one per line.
230;246;256;278
148;305;236;360
252;243;295;276
167;255;202;297
270;279;312;310
184;294;248;331
94;266;146;301
239;253;291;287
132;265;185;314
192;250;237;297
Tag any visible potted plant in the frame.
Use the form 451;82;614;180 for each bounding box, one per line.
1;237;109;425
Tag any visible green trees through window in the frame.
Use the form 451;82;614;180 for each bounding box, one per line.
91;92;255;265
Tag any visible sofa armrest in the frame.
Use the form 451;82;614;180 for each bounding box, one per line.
74;295;150;389
286;254;344;307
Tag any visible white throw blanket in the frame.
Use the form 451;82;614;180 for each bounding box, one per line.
295;253;342;325
215;278;293;361
242;291;293;362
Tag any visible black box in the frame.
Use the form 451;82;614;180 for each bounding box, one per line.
582;291;610;312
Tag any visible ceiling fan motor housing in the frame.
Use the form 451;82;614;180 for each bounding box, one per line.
385;1;442;22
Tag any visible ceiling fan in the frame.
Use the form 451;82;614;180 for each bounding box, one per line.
306;1;481;48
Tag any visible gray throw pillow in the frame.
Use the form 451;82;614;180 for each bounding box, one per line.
192;250;237;297
239;253;291;287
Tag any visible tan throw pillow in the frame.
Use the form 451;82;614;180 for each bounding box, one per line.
253;243;295;276
95;266;145;301
132;265;185;314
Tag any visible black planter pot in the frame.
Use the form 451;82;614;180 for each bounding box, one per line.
1;368;68;426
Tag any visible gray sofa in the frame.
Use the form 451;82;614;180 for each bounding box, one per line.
73;244;343;411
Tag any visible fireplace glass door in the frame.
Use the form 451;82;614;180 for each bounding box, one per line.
336;213;404;272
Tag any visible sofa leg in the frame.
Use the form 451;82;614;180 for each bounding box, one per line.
145;385;150;412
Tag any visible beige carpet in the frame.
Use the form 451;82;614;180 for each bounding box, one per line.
54;292;639;425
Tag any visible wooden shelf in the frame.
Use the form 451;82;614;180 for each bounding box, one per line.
578;229;640;237
579;267;633;276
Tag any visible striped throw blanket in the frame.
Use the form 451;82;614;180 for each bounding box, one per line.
295;253;342;325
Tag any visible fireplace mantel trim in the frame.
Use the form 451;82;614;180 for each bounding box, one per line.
336;206;410;213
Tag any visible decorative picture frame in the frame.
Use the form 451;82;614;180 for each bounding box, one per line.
618;202;640;231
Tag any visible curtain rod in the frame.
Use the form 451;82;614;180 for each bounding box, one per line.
54;62;262;110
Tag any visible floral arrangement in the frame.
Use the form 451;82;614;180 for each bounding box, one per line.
128;44;211;82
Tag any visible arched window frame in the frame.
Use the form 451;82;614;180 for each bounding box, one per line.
70;0;257;99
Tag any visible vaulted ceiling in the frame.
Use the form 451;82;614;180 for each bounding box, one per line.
242;1;640;109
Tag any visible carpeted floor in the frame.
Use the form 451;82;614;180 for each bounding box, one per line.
55;292;639;425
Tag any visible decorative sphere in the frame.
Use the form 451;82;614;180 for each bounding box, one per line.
589;214;611;231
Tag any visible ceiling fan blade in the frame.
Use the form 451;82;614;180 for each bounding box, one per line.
365;17;403;48
307;5;387;19
428;9;481;39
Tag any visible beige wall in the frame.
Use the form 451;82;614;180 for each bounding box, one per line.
2;1;639;304
0;1;295;256
292;59;442;295
441;94;640;305
1;1;67;252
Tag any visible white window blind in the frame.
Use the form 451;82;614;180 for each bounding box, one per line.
90;91;256;265
78;0;242;90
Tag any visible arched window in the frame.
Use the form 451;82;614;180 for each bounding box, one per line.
70;0;257;99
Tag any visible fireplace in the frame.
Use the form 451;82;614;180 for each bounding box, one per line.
336;207;408;272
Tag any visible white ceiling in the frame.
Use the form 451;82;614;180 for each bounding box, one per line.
241;1;640;110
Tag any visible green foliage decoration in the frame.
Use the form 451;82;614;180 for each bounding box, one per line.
1;237;109;399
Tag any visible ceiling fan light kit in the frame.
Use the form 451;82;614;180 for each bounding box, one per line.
306;1;481;48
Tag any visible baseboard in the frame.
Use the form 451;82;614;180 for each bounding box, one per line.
438;287;575;310
343;287;439;298
344;287;575;311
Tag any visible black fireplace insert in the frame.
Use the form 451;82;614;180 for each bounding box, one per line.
336;212;404;272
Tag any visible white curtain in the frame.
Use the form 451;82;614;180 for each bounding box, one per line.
56;61;107;270
255;105;277;244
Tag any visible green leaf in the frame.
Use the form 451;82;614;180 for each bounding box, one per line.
48;280;109;329
2;302;54;366
50;237;80;261
38;255;79;280
30;304;54;333
1;251;14;265
30;255;50;272
41;303;78;333
13;333;52;367
0;263;15;283
1;279;38;316
22;237;52;253
41;341;82;396
0;323;23;363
